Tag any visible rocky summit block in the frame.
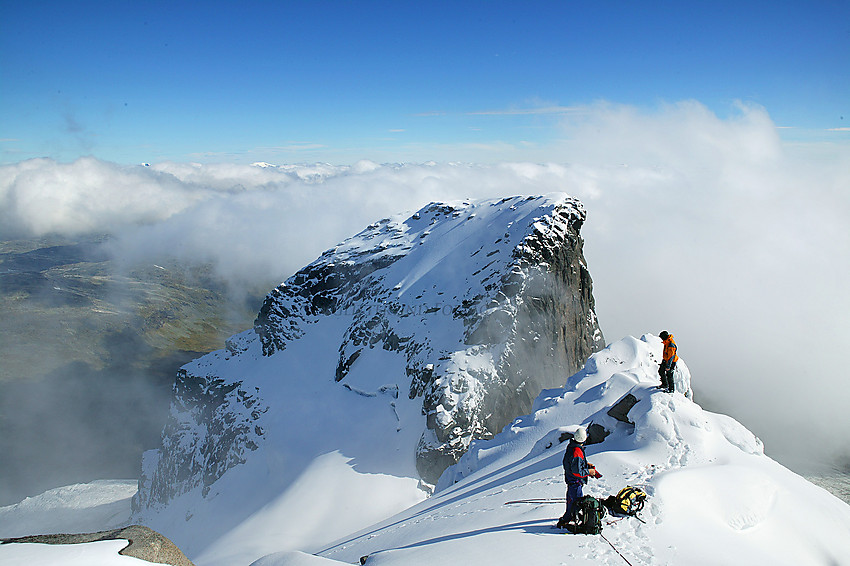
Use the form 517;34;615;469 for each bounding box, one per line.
135;194;604;513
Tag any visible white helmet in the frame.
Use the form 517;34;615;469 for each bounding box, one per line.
573;426;587;443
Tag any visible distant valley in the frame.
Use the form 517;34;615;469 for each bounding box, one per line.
0;236;268;505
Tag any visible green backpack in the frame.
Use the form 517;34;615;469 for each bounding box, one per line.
573;495;605;534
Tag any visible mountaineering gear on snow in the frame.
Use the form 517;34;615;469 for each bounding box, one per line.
616;486;646;515
573;426;587;443
570;495;605;534
603;486;647;517
601;533;637;566
504;498;567;504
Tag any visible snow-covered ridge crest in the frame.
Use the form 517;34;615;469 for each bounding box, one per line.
132;193;604;555
316;336;850;566
253;193;590;354
437;334;703;490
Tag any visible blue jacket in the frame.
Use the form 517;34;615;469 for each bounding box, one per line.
563;439;588;485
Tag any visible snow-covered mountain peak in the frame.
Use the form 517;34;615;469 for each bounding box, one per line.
131;193;604;557
253;194;588;356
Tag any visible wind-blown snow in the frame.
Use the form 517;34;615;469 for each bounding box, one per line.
3;336;848;565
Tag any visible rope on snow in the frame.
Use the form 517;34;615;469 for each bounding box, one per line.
600;533;636;566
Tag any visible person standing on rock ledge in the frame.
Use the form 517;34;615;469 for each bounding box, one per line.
658;331;678;393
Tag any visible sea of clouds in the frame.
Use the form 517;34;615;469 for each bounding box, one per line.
2;101;848;472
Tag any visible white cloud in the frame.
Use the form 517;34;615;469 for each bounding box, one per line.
552;101;850;467
2;101;848;469
0;158;207;237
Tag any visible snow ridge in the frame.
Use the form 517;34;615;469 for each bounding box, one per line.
314;335;850;566
4;339;850;566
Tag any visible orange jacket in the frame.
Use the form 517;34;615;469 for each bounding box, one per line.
662;335;678;364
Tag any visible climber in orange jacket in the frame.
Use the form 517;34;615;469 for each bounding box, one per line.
658;331;678;393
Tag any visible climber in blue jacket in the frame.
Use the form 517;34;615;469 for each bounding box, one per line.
557;426;601;528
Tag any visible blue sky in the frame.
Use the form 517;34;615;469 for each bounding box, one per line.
1;0;848;165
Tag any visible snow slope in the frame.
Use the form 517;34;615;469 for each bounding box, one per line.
2;336;849;565
0;540;149;566
134;316;428;564
301;335;850;566
0;481;142;565
0;480;136;538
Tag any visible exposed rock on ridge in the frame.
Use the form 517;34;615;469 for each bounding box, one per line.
1;525;194;566
132;369;267;509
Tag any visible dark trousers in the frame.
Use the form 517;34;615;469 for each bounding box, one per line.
564;482;584;521
660;362;676;392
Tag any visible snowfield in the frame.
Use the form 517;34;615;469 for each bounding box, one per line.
2;335;849;565
0;480;137;539
0;539;149;566
307;335;850;566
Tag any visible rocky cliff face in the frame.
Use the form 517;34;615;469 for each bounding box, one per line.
134;194;604;512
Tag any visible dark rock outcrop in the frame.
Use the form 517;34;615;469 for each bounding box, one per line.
608;393;639;424
132;369;268;509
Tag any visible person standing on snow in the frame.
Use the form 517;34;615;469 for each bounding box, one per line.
658;331;678;393
557;426;600;529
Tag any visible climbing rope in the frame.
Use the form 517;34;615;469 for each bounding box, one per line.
600;532;636;566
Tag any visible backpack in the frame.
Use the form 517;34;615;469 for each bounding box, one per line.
573;495;605;534
604;486;647;516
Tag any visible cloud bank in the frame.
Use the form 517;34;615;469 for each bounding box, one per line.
2;101;848;471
